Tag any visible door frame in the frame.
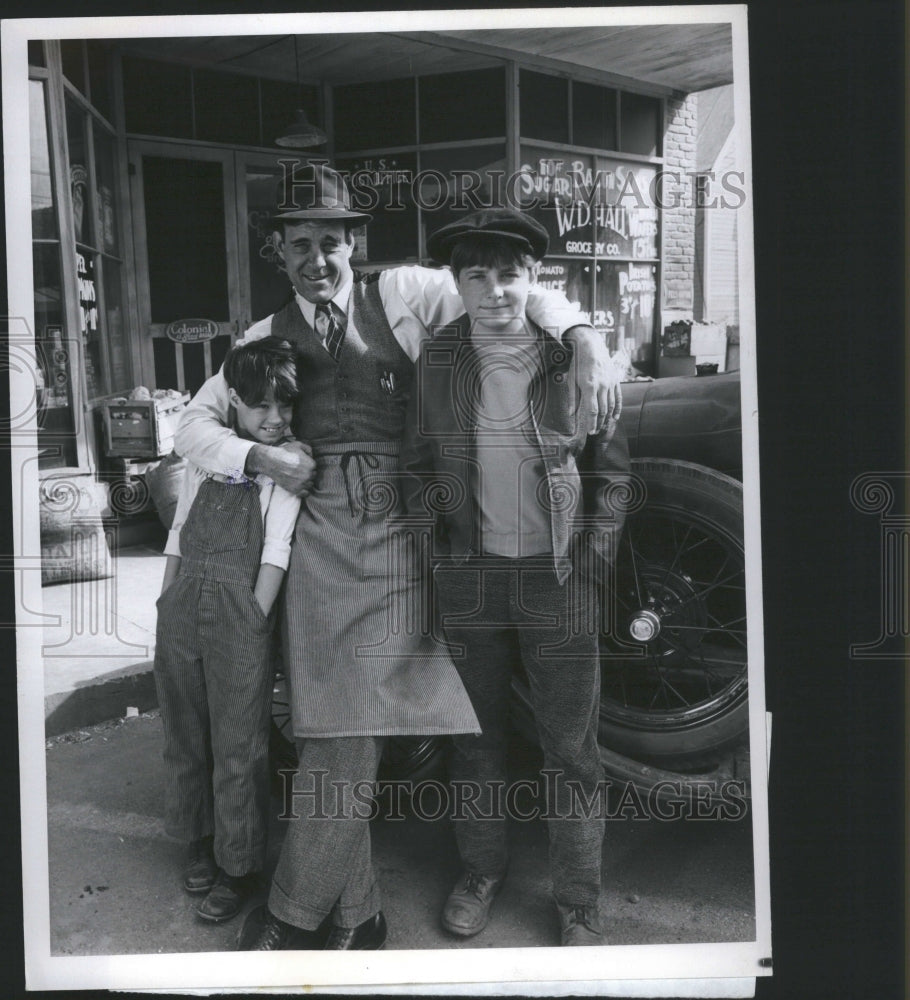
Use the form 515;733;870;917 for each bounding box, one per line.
127;138;244;391
232;147;297;333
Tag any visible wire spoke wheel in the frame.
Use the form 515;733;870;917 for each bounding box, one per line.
598;459;749;768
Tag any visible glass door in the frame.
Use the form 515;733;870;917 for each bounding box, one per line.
130;144;299;394
128;141;242;395
234;151;297;329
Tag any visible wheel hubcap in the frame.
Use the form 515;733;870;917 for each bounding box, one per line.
629;608;661;642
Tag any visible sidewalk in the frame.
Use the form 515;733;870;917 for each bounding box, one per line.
45;711;757;958
43;544;166;737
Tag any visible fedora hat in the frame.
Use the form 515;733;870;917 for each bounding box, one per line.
272;160;372;224
427;208;549;265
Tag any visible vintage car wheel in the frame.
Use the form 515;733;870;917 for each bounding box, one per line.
270;674;448;790
510;457;749;773
598;458;749;767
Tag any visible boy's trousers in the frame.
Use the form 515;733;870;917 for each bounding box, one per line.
435;556;606;907
154;479;275;877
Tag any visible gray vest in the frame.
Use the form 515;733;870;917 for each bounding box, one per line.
271;275;413;445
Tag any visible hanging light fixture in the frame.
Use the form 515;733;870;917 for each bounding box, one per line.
275;35;327;148
275;109;327;148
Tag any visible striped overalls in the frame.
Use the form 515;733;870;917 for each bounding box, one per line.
153;478;275;877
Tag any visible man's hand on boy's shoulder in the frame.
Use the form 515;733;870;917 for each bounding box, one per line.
245;439;316;496
564;325;623;435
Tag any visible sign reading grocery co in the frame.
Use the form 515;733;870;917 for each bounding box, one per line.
166;319;219;344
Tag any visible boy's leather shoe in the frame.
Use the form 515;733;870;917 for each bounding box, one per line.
441;871;506;937
182;836;216;895
237;904;328;950
196;870;263;923
556;903;604;946
324;911;387;950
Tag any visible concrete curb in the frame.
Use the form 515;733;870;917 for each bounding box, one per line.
45;661;158;738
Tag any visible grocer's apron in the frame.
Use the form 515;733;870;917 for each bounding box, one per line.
272;277;479;738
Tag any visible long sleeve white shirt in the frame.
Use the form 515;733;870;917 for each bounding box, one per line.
175;264;590;481
165;460;301;570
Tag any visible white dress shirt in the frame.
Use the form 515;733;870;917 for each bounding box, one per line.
175;264;590;484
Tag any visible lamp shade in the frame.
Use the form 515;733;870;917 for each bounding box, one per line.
275;109;327;148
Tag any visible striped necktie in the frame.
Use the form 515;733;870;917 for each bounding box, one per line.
315;302;346;361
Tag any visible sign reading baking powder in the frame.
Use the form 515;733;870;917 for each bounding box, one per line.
165;319;219;343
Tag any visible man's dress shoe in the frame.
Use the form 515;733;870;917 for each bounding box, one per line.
323;911;387;950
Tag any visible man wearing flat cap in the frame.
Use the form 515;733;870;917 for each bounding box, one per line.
400;207;629;946
175;161;621;951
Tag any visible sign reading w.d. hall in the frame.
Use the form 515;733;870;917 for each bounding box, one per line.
166;319;219;344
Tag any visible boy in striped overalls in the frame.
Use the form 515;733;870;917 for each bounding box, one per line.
154;338;301;925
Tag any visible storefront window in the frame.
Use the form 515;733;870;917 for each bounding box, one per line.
101;258;130;391
66;98;93;246
518;145;596;254
93;128;119;255
122;55;322;150
143;156;229;321
520;77;660;159
86;41;114;123
76;249;104;399
66;95;132;402
194;68;260;147
123;56;194;139
245;163;294;320
336;152;420;263
536;258;594;321
260;79;319;149
60;40;86;94
518;144;658;365
520;70;569;144
334;77;416;152
31;79;79;469
593;157;659;261
418;68;505;144
573;81;618;150
30;80;57;239
619;92;660;157
596;260;657;362
418;144;506;236
34;244;79;469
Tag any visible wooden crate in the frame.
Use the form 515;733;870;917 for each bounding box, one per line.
102;394;190;459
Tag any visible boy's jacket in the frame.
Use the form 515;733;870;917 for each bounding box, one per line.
399;315;631;584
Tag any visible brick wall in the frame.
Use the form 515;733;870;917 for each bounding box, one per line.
661;95;697;316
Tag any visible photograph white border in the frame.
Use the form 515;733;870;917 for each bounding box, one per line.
3;5;771;993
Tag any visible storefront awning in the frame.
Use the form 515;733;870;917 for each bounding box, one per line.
117;23;733;98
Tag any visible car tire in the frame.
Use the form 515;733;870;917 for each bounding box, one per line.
511;458;750;773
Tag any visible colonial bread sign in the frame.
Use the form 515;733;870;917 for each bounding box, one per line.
165;318;219;343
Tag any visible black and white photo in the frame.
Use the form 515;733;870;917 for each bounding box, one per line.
4;7;771;993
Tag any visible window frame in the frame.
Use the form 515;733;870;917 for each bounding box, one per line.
62;71;135;407
31;45;93;475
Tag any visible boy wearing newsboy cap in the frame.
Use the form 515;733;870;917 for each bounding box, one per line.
401;208;631;946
